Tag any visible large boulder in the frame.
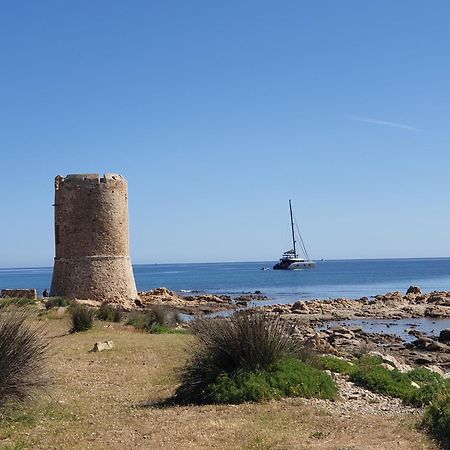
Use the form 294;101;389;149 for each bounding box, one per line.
368;351;411;372
439;329;450;342
426;341;450;352
406;286;422;295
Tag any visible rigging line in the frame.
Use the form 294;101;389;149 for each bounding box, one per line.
294;220;310;260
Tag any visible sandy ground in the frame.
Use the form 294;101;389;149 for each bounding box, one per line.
0;311;441;450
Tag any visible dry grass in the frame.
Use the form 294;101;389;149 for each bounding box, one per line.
0;312;440;450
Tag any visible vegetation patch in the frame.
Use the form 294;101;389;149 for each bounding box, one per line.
422;388;450;446
97;304;122;323
174;313;337;405
319;355;357;376
0;310;49;409
69;304;94;332
204;357;337;404
0;298;37;309
127;306;181;333
44;297;72;309
319;355;449;407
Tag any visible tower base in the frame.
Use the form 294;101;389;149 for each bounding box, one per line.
50;255;138;305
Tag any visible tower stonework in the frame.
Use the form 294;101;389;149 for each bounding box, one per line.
50;173;138;305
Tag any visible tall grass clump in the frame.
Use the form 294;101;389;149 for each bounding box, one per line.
0;310;49;408
97;304;122;323
70;304;94;332
0;298;37;310
174;313;337;404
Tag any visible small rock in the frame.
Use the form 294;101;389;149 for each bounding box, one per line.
415;355;433;365
91;341;114;352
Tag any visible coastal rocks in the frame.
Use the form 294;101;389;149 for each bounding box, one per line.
406;286;422;295
138;288;235;314
424;305;450;318
1;288;37;300
439;329;450;342
234;292;269;303
303;334;340;355
264;287;450;322
426;341;450;352
368;351;411;372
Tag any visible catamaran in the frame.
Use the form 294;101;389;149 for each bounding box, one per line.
273;200;316;270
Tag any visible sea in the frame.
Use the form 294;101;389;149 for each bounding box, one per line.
2;258;450;339
2;258;450;305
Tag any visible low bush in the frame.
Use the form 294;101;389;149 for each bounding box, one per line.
205;357;338;404
97;304;122;323
0;298;37;309
174;313;334;404
44;297;72;309
319;355;357;376
0;310;49;408
127;306;181;333
70;304;94;332
422;389;450;445
321;355;449;406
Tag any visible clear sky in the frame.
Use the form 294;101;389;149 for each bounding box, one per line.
1;1;450;267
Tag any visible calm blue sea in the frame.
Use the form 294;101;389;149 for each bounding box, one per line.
1;258;450;305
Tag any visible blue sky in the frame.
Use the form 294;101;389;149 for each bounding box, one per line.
1;1;450;267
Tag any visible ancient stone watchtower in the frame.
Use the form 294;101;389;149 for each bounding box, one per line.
50;173;138;305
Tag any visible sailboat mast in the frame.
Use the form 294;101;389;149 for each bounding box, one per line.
289;200;297;257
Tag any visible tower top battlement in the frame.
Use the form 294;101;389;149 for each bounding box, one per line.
55;173;126;189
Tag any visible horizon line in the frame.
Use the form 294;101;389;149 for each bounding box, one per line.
1;255;450;270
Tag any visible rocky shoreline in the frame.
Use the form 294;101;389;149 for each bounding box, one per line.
263;286;450;321
137;287;269;314
258;286;450;374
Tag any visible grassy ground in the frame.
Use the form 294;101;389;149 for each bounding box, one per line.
0;312;440;450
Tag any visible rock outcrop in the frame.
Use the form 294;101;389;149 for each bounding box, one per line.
138;287;235;314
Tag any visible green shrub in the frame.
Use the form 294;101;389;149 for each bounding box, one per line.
319;355;357;376
174;313;321;404
148;324;181;334
70;304;94;332
0;298;37;309
0;310;49;408
318;355;448;407
350;356;446;406
422;389;450;445
127;306;180;333
204;357;337;404
97;304;122;323
44;297;72;309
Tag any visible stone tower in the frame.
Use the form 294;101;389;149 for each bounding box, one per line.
50;173;138;305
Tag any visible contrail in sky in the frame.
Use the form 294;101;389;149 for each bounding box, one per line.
349;115;423;132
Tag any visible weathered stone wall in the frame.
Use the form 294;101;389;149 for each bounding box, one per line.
50;173;138;305
1;289;37;299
